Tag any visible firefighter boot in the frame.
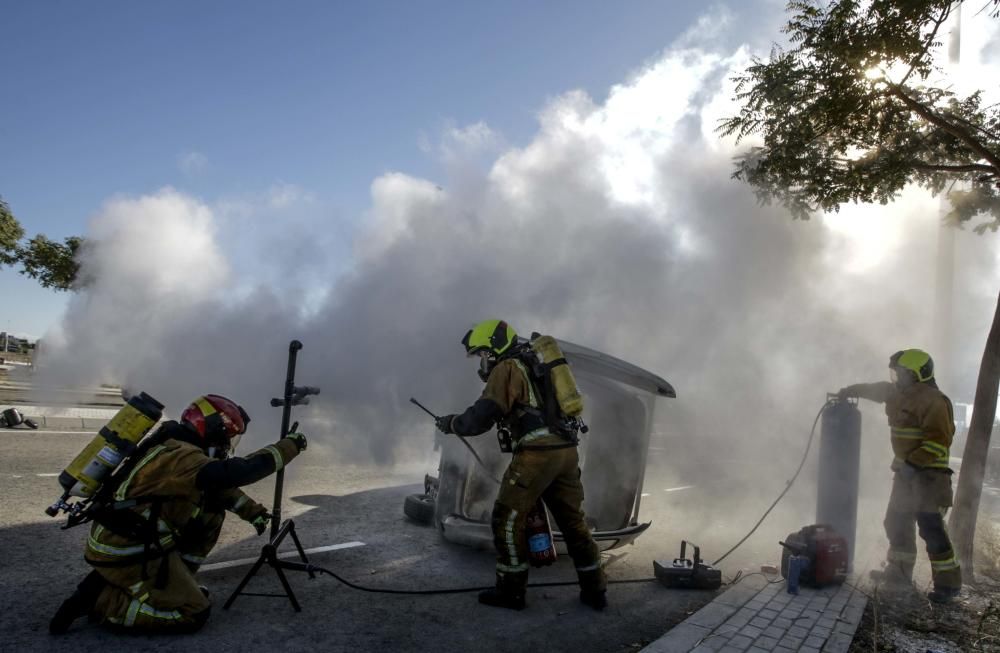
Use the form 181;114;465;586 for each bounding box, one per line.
49;571;106;634
578;567;607;611
928;586;961;604
478;571;527;611
868;564;913;593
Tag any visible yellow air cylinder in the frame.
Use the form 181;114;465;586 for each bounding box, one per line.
55;392;164;499
531;336;583;417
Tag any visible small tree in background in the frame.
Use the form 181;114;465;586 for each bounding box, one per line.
0;195;82;291
721;0;999;581
0;197;25;267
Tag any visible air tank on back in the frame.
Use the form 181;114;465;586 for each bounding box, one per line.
816;395;862;568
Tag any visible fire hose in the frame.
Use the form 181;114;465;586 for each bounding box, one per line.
709;399;832;566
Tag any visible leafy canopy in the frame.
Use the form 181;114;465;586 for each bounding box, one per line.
0;196;82;291
720;0;1000;230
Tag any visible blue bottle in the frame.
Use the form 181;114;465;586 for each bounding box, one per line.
787;555;807;595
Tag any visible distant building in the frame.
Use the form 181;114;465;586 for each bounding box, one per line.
0;332;26;353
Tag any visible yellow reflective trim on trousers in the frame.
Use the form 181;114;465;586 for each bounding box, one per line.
497;562;529;573
931;556;960;571
887;550;917;563
124;599;141;627
124;599;182;626
87;533;174;557
181;553;206;564
138;604;182;621
576;563;601;572
265;445;284;471
503;508;520;567
115;445;167;500
230;495;249;511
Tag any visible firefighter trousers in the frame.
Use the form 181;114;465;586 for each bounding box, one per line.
883;469;961;590
491;446;605;592
91;511;226;632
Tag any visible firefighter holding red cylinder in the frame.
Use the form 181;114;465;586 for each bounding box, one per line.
436;319;606;611
50;394;308;634
838;349;962;603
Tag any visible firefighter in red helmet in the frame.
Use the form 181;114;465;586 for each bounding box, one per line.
50;394;308;634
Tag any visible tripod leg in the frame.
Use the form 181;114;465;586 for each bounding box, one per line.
223;550;269;610
273;561;302;612
287;522;316;579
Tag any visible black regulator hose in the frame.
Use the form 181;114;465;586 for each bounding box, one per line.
302;564;656;595
710;399;833;567
455;435;502;484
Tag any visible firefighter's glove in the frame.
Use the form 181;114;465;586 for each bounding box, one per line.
898;463;919;480
435;415;456;435
250;511;271;536
287;432;308;452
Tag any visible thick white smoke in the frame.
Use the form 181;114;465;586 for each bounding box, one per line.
34;4;1000;495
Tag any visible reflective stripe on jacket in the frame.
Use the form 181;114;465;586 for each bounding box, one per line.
845;381;955;470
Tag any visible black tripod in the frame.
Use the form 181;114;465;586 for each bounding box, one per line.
224;340;320;612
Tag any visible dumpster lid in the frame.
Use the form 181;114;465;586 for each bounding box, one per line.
556;339;676;398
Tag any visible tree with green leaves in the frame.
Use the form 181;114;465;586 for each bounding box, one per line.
0;197;25;267
722;0;999;582
0;196;81;291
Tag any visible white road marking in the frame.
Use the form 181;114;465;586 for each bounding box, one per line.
36;473;59;477
199;541;366;572
641;493;650;497
11;430;99;435
664;485;695;493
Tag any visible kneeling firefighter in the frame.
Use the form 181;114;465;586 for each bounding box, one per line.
50;394;308;634
436;319;606;611
838;349;962;603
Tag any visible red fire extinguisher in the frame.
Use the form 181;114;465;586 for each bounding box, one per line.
526;499;557;567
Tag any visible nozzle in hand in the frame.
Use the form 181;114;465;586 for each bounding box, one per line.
409;397;439;419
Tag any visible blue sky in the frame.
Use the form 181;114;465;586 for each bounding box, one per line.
1;1;711;337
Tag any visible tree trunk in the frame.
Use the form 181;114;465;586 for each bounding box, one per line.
948;285;1000;583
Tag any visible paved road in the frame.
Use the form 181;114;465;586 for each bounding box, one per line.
0;431;753;653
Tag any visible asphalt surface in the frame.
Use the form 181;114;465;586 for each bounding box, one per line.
0;430;734;653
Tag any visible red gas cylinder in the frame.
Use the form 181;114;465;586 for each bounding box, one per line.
526;500;557;567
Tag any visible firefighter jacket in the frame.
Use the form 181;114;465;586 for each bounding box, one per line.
85;432;300;567
843;381;955;471
451;358;565;449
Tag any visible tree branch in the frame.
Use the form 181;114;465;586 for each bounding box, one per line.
898;4;950;87
913;162;997;174
889;84;1000;172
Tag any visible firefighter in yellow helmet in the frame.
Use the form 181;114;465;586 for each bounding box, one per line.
436;319;606;611
50;394;308;634
838;349;961;603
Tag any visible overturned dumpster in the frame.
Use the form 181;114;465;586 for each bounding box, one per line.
406;339;674;552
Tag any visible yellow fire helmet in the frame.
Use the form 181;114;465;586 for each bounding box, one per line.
890;349;934;383
461;319;518;357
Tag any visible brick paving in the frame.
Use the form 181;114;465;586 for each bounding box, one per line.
642;574;866;652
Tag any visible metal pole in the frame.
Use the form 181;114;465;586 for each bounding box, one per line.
933;4;960;389
270;340;302;540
